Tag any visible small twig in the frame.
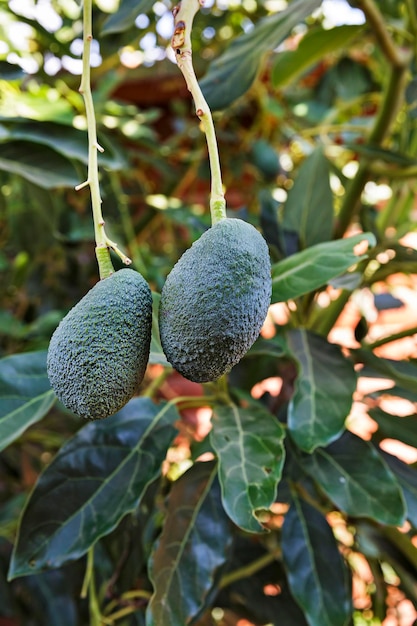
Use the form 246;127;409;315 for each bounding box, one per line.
171;0;226;224
355;0;405;67
219;548;281;590
363;324;417;350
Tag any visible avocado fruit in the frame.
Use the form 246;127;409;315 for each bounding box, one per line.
47;268;152;419
159;218;271;382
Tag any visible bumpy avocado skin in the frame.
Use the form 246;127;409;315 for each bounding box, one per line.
47;269;152;419
159;218;271;382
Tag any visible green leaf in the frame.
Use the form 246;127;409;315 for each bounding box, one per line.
210;403;285;533
370;407;417;449
8;398;178;579
353;349;417;394
272;24;363;87
287;330;356;452
0;351;56;452
200;0;322;110
101;0;156;35
301;432;406;526
282;147;334;248
149;292;169;366
0;121;126;169
344;143;417;166
0;141;79;188
147;462;231;626
382;451;417;529
271;232;376;303
282;493;352;626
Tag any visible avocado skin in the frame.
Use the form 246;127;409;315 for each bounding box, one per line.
159;218;271;382
47;268;152;419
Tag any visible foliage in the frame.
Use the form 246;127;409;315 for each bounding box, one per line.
1;1;417;625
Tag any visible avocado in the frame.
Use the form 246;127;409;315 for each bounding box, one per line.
47;268;152;419
159;218;271;382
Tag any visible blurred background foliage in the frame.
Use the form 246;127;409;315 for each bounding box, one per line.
1;0;417;625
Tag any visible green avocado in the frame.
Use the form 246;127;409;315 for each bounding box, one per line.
47;268;152;419
159;218;271;383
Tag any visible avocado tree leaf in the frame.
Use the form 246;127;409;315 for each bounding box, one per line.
287;330;356;452
352;349;417;394
101;0;156;35
282;147;334;248
271;232;376;303
200;0;322;110
0;351;56;452
272;24;363;87
0;141;79;188
301;432;406;526
282;493;352;626
382;451;417;529
147;462;231;626
8;398;178;579
210;403;285;533
149;292;170;366
0;121;126;169
369;407;417;449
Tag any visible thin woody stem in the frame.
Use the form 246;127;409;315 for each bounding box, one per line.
78;0;131;278
172;0;226;224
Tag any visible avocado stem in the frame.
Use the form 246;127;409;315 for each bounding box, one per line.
171;0;226;225
77;0;132;279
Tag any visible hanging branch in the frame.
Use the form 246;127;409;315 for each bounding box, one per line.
76;0;131;279
171;0;226;225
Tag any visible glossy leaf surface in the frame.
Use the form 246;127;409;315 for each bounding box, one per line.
282;494;351;626
369;407;417;448
9;398;178;579
382;451;417;529
287;330;356;452
210;404;285;532
147;462;231;626
271;232;376;303
0;351;55;452
200;0;322;110
282;147;333;248
0;141;79;188
301;432;406;525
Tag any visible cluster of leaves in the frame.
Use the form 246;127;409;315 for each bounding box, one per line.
1;1;417;625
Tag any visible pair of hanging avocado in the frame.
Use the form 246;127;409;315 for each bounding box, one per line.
47;218;272;419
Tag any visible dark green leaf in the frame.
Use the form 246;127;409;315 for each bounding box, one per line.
0;141;79;188
200;0;322;110
382;451;417;529
366;384;417;404
101;0;156;35
344;143;417;166
272;24;363;87
0;60;25;80
282;147;334;248
353;349;417;394
301;432;406;525
271;232;376;303
287;330;356;452
0;351;55;452
0;121;126;169
210;403;285;533
147;462;231;626
282;493;351;626
370;407;417;449
8;398;178;579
